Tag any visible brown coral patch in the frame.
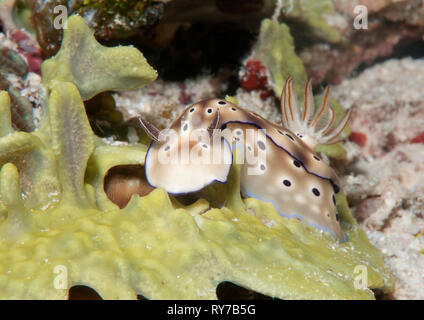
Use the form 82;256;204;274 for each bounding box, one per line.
104;165;154;209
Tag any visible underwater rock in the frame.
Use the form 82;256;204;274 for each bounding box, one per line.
162;0;273;26
0;39;35;132
21;0;424;84
332;57;424;299
24;0;165;57
0;0;42;74
291;0;424;85
113;77;222;130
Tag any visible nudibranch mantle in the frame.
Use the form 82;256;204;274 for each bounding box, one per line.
142;79;351;241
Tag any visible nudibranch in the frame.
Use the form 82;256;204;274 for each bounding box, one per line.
135;78;351;241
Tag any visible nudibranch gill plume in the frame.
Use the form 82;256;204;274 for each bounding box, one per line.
135;78;351;241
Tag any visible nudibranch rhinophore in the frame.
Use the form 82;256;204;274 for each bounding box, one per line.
135;78;351;241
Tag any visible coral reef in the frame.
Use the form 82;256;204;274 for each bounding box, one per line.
238;18;351;160
10;0;424;86
23;0;165;57
331;58;424;299
41;15;157;100
295;0;424;85
4;0;423;300
0;82;394;298
0;15;394;300
144;0;424;86
252;19;307;98
0;31;38;132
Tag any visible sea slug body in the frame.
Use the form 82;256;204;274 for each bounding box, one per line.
138;78;351;241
